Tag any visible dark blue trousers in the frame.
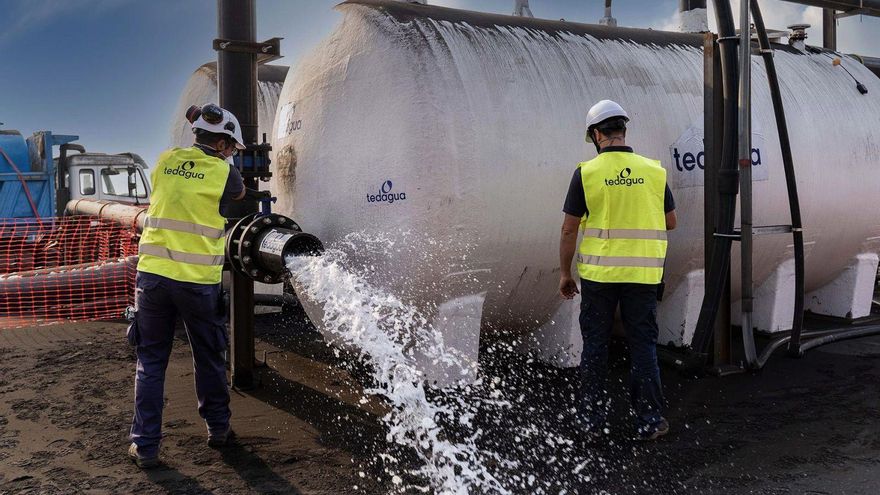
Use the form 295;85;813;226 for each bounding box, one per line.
129;271;230;457
578;279;665;433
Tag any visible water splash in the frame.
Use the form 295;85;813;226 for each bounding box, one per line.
286;233;602;494
287;247;510;494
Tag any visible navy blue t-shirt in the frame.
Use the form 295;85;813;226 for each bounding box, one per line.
563;146;675;217
192;144;245;215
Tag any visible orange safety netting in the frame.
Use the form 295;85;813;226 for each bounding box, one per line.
0;216;139;329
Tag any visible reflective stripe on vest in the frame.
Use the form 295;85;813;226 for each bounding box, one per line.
577;254;665;268
143;217;225;239
576;151;668;284
139;244;225;266
583;228;667;241
137;147;229;284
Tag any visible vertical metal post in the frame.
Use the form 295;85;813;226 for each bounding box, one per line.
823;9;837;50
704;33;731;366
680;0;707;10
218;0;258;389
738;0;757;367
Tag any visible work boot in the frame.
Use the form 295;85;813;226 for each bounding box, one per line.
128;443;160;469
636;418;670;441
207;428;235;448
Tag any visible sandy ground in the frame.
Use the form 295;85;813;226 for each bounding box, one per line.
0;315;386;495
2;308;880;494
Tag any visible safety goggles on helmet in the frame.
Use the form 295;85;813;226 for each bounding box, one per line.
200;104;224;124
187;103;246;150
187;104;237;134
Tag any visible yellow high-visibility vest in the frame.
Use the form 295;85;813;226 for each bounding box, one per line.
137;147;230;284
576;151;668;284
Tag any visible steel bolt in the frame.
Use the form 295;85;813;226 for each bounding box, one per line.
278;217;286;223
242;256;252;264
263;217;272;224
264;276;272;282
250;226;259;233
243;241;251;248
250;269;259;277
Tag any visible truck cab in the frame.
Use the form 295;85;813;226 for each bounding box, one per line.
0;128;151;220
62;153;151;205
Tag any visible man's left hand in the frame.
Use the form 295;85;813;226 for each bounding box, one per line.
559;275;579;299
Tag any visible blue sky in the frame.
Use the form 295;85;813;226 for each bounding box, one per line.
1;0;877;164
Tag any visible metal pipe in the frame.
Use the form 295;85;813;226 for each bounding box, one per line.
599;0;617;27
823;9;837;50
225;213;323;284
738;0;758;368
65;199;147;231
345;1;704;47
703;33;734;365
680;0;708;9
850;54;880;78
253;229;323;277
218;0;258;154
56;143;85;217
779;0;880;16
750;0;807;358
253;293;299;307
691;0;740;357
218;0;258;389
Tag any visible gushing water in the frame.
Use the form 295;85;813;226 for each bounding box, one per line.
287;247;510;494
286;234;606;494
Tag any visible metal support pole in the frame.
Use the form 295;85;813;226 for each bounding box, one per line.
704;33;732;366
738;0;758;367
823;8;837;50
218;0;258;389
681;0;708;10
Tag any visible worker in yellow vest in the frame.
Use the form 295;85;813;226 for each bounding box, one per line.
558;100;677;441
127;104;246;468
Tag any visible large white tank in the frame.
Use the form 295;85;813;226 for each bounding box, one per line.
170;62;287;149
273;0;880;374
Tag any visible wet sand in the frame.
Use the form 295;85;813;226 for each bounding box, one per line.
2;309;880;494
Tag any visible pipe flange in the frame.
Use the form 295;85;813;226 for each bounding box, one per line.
225;213;259;276
236;213;302;284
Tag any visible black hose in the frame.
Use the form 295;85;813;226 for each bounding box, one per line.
749;0;807;357
757;328;834;367
756;326;880;367
690;0;739;356
798;325;880;353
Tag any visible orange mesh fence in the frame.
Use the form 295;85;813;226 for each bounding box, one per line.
0;216;139;328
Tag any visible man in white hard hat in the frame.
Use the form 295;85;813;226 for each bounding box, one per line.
127;104;246;468
558;99;677;441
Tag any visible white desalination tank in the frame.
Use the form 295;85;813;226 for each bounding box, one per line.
170;62;287;149
270;0;880;374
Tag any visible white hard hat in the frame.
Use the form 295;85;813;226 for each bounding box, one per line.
585;99;629;129
188;104;246;150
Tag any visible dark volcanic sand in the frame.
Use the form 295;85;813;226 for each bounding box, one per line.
2;309;880;494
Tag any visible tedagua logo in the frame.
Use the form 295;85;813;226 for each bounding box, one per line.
165;161;205;180
366;180;407;204
605;167;645;187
